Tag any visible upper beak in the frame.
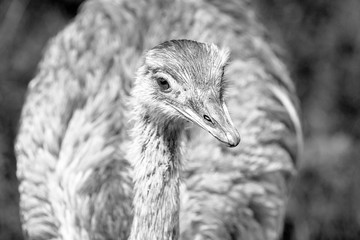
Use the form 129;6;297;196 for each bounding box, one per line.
173;98;240;147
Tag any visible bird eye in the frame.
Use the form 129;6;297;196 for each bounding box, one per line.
157;77;171;92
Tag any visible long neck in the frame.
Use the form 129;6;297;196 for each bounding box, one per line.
129;111;184;240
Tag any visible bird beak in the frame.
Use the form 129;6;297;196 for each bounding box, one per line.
173;99;240;147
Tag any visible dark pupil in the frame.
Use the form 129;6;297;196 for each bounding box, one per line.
157;78;170;91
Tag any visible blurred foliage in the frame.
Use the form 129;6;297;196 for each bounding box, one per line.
1;0;360;239
256;1;360;239
259;0;360;138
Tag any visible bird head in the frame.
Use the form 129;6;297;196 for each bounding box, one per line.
133;40;240;147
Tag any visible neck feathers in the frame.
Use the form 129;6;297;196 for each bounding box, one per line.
129;109;184;240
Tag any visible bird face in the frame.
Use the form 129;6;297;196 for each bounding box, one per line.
135;40;240;147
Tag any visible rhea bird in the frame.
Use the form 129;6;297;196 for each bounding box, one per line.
16;39;240;239
15;0;302;240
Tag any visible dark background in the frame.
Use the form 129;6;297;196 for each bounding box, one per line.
1;0;360;239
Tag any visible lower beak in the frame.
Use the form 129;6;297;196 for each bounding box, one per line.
174;100;240;147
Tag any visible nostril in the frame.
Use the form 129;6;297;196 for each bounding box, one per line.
203;115;212;123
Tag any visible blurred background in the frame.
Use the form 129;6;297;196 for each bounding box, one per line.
0;0;360;239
